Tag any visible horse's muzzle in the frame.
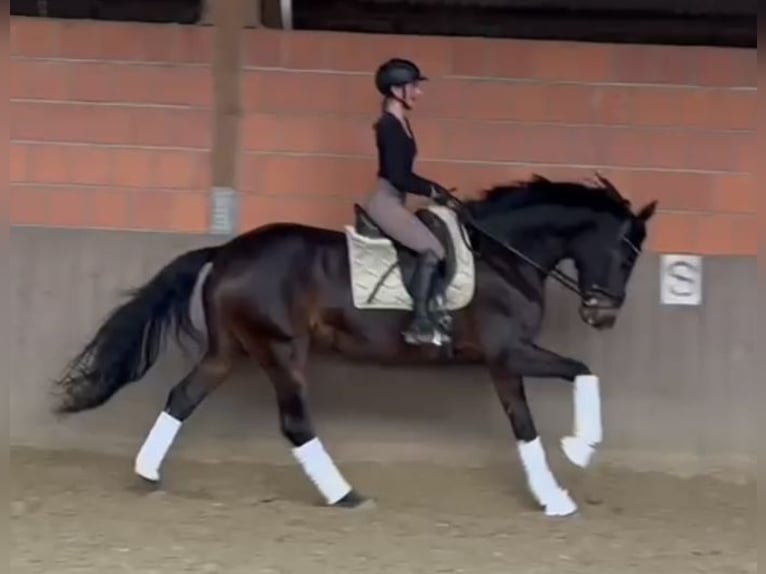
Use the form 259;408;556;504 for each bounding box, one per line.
579;296;619;330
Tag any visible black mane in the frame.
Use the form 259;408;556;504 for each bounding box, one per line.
468;173;633;219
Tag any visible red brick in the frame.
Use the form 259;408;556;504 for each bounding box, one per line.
10;145;29;182
482;83;597;124
602;129;745;172
241;114;374;156
697;214;756;255
69;146;113;185
10;102;47;141
112;65;213;107
72;105;137;145
55;21;186;63
9;102;136;145
428;80;597;124
597;87;704;128
596;86;756;131
9;185;50;225
152;150;208;189
738;133;755;174
646;212;699;253
102;23;175;62
48;186;90;228
130;108;212;149
415;78;469;118
112;148;155;188
240;114;285;151
450;38;534;79
130;190;174;230
624;171;713;212
67;63;120;102
527;41;614;83
176;26;214;64
407;118;444;160
239;195;351;232
696;47;756;87
439;121;600;166
241;70;346;114
10;60;70;100
28;144;71;183
452;37;615;82
281;31;329;70
90;188;131;229
239;154;373;198
243;29;284;68
342;74;382;116
58;21;107;60
700;90;756;131
611;45;699;86
528;84;598;124
323;32;452;77
688;131;751;173
11;18;60;57
710;174;754;214
67;62;213;106
169;191;209;233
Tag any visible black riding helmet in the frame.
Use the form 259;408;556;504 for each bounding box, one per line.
375;58;428;97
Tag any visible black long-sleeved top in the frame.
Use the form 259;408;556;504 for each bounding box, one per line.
374;111;441;200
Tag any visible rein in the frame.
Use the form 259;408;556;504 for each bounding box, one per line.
449;196;585;298
447;194;640;303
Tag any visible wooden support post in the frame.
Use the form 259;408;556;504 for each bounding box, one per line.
207;0;248;235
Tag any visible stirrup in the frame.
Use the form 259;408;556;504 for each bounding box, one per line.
403;320;449;347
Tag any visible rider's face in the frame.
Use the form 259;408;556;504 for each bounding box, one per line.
393;82;423;108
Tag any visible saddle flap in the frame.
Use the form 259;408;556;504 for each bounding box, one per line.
345;205;475;312
353;204;385;239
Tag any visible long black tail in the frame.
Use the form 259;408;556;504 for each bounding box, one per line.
52;246;218;414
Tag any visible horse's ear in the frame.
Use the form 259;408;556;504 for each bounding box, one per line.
637;200;658;221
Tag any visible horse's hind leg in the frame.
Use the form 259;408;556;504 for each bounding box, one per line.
134;339;236;483
241;335;365;508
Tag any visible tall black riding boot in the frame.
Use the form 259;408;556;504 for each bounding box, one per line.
402;250;442;346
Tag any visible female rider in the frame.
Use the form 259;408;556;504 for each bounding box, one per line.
363;58;452;347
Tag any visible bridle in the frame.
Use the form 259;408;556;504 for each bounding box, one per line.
447;193;641;306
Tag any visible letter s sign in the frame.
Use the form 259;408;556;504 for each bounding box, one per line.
660;255;702;306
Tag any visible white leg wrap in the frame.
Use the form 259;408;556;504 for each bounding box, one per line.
292;438;352;505
562;374;602;468
517;437;577;517
134;411;182;482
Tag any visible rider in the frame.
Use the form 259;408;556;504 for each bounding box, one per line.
364;57;453;346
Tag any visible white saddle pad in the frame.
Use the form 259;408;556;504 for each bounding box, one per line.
344;205;476;311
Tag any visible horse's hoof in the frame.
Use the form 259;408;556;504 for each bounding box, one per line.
333;490;375;510
130;473;163;495
543;489;578;517
135;469;160;483
134;465;162;491
561;436;596;468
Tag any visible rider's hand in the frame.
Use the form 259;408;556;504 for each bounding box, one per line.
431;186;460;210
431;185;457;207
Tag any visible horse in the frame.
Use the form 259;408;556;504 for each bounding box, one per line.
52;173;657;517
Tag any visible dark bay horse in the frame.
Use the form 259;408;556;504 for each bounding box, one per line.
53;174;657;517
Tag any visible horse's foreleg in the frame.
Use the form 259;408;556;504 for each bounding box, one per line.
248;337;365;508
489;361;577;517
503;343;602;469
134;351;232;482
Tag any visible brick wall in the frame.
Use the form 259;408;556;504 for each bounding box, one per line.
10;17;757;254
9;18;213;232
